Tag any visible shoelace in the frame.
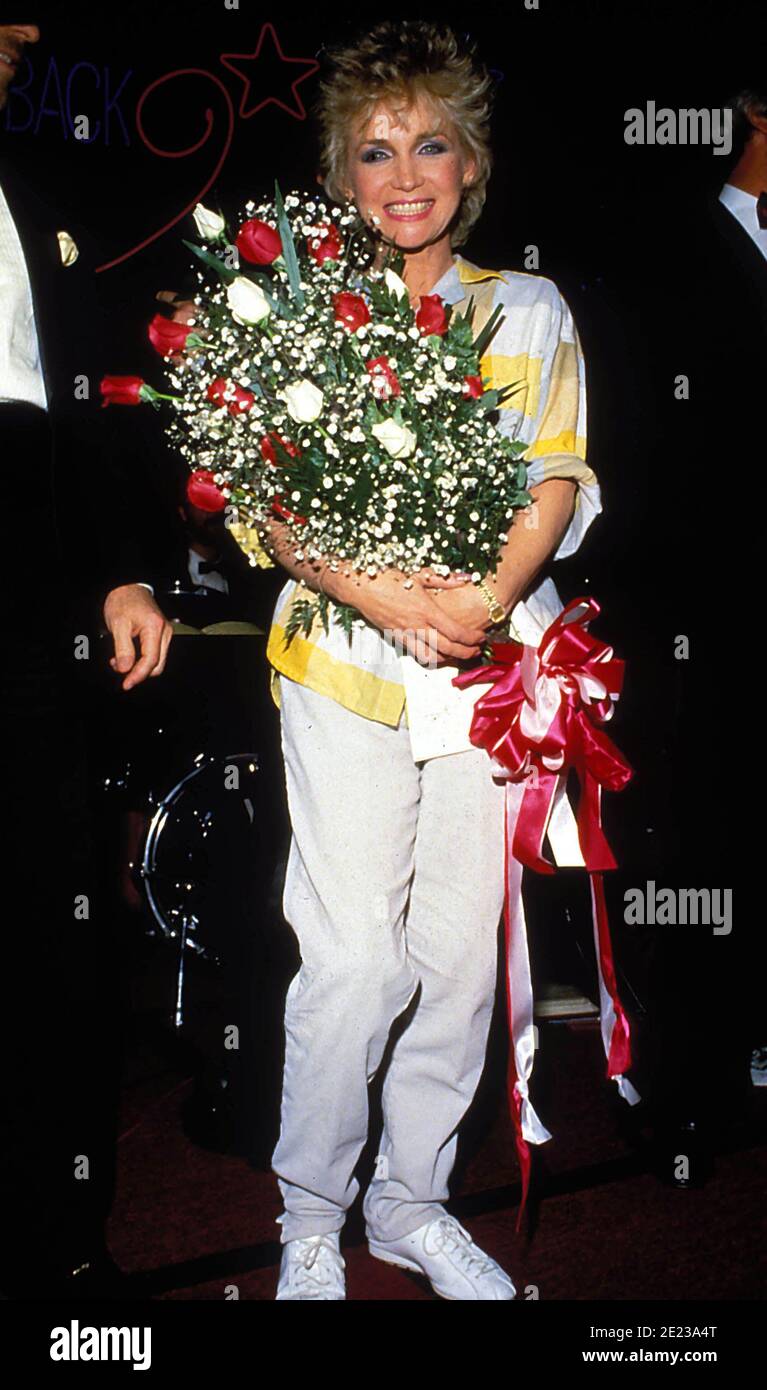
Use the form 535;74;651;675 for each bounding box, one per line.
422;1216;503;1279
290;1236;345;1295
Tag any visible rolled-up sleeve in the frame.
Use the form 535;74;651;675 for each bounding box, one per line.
495;281;601;559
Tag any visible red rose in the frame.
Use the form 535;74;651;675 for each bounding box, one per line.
462;374;484;399
365;355;401;399
272;494;307;525
99;375;146;407
207;377;256;415
333;291;371;332
259;432;301;465
148;313;193;357
307;221;342;265
415;293;448;336
186;470;227;513
235;218;282;265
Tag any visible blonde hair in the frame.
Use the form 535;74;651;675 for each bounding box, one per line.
313;20;495;248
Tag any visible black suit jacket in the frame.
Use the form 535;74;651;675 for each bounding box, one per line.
585;181;766;875
650;188;765;871
703;190;767;312
0;154;151;617
151;522;286;631
658;190;766;584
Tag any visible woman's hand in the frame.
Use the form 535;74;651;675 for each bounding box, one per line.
327;566;489;665
427;583;493;658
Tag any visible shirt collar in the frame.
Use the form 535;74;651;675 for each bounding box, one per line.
720;182;759;222
429;254;506;305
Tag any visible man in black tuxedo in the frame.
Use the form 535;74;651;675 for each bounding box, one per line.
585;76;766;1187
630;84;767;1178
0;19;173;1296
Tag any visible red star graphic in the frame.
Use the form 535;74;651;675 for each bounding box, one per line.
220;22;319;121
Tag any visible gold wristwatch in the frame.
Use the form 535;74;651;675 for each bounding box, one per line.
475;577;506;626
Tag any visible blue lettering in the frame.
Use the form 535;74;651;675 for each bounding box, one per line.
103;67;133;146
34;56;68;138
2;55;35;132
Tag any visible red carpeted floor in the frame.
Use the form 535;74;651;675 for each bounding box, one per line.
106;966;767;1302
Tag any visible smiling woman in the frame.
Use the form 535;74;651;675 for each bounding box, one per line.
262;18;602;1303
316;21;494;259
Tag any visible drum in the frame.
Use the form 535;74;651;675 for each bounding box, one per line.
139;751;267;1026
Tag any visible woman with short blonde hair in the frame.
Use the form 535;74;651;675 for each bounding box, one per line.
316;21;494;249
264;19;601;1300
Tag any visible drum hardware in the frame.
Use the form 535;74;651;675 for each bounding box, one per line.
139;751;262;1028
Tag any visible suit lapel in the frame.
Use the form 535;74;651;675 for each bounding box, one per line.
708;194;767;305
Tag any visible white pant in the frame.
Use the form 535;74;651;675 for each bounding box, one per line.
272;673;508;1243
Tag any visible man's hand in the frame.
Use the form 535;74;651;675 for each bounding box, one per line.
103;584;174;691
156;291;197;325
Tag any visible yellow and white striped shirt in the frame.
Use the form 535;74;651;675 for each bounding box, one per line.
264;253;600;724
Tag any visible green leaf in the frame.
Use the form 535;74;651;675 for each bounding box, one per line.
330;602;361;642
455;295;476;332
183;240;238;283
495;377;527;407
473;303;506;359
475;388;501;412
448;313;474;348
283;594;322;644
274;181;305;310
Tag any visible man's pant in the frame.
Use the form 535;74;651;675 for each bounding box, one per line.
0;404;124;1285
271;673;508;1244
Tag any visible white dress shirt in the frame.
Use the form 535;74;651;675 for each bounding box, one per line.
0;178;48;409
188;548;228;594
718;182;767;261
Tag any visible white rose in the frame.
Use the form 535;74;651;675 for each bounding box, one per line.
227;276;271;324
192;202;226;240
280;378;324;423
371;418;417;459
384;269;409;301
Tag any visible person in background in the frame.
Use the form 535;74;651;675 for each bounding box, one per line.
157;468;285;630
711;87;766;1090
0;17;173;1297
628;80;767;1183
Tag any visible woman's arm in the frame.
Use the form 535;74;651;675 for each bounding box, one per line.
425;479;577;645
257;514;336;597
484;477;577;615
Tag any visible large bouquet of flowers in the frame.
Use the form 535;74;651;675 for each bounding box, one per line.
101;184;532;643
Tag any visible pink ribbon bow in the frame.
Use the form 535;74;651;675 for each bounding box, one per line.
453;597;637;1229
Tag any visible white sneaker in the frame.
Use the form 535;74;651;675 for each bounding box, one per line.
369;1213;516;1301
275;1232;347;1300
